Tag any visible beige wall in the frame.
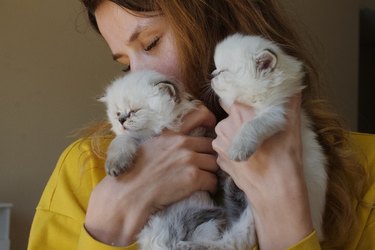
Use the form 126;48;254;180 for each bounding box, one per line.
283;0;359;130
0;1;361;249
0;1;121;249
361;0;375;9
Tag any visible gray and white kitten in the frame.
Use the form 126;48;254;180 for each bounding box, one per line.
211;33;328;248
100;70;226;250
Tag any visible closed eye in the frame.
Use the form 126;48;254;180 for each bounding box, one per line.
144;36;160;52
130;108;141;115
122;65;131;72
211;69;226;79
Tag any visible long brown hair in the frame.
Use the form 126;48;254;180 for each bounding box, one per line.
80;0;368;248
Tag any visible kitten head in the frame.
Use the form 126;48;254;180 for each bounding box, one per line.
211;33;304;107
100;70;183;135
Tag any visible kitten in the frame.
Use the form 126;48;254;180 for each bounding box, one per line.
100;70;226;250
211;34;328;247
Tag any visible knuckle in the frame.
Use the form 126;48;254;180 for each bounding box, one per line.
198;104;216;120
210;175;218;187
214;126;220;137
212;138;218;150
174;135;188;148
215;120;226;133
184;167;199;183
198;104;210;115
181;150;195;165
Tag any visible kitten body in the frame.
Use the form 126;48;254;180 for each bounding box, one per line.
211;34;328;247
101;71;226;250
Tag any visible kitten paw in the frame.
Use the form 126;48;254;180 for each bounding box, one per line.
105;160;126;177
105;154;133;177
105;164;124;177
228;145;255;162
176;242;216;250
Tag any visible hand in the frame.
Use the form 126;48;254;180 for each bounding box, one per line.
213;95;314;249
85;104;218;246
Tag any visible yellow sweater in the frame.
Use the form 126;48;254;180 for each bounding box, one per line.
28;133;375;249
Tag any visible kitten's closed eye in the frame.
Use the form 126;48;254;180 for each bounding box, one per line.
211;69;227;79
117;109;139;124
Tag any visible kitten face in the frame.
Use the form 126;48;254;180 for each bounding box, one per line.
101;71;179;135
211;34;302;105
211;34;285;106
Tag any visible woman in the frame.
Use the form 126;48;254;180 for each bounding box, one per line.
28;0;374;249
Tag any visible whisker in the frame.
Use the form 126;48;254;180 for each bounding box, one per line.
200;82;227;119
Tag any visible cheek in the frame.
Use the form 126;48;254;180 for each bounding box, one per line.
154;35;183;83
160;53;180;77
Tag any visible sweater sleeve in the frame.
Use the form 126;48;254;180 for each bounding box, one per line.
286;231;321;250
251;231;321;250
27;138;139;250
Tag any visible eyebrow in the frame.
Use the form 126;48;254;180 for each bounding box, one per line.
112;24;151;61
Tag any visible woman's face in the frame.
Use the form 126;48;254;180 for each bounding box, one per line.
95;1;182;83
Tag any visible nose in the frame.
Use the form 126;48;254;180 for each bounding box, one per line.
118;113;130;125
118;116;126;125
128;54;145;72
128;53;158;73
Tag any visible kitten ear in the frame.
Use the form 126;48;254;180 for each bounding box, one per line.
255;49;277;76
97;94;107;103
155;81;180;102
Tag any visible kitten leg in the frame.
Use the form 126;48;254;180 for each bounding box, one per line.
176;206;257;250
229;105;286;161
105;134;139;176
175;241;223;250
223;177;247;222
218;205;256;250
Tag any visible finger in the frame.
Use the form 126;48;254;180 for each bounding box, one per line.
211;137;222;154
193;153;218;172
284;93;302;134
196;170;218;194
179;104;217;134
229;102;256;121
216;155;233;177
212;137;230;161
178;136;216;154
214;119;229;138
286;93;301;116
213;122;232;148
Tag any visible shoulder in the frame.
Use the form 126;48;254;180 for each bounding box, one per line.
36;137;112;220
57;137;112;169
350;132;375;155
350;132;375;204
349;133;375;246
350;132;375;179
53;137;112;185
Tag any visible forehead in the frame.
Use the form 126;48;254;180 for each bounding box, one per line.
95;1;165;51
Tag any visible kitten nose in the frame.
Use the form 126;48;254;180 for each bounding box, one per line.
118;113;130;125
118;111;136;125
118;116;126;125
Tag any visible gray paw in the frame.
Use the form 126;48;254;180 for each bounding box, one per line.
228;142;256;161
175;242;209;250
105;154;132;177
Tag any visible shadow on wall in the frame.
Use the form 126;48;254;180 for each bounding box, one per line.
358;8;375;133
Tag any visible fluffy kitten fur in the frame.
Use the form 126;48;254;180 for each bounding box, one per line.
211;33;328;247
100;71;226;250
99;33;328;249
